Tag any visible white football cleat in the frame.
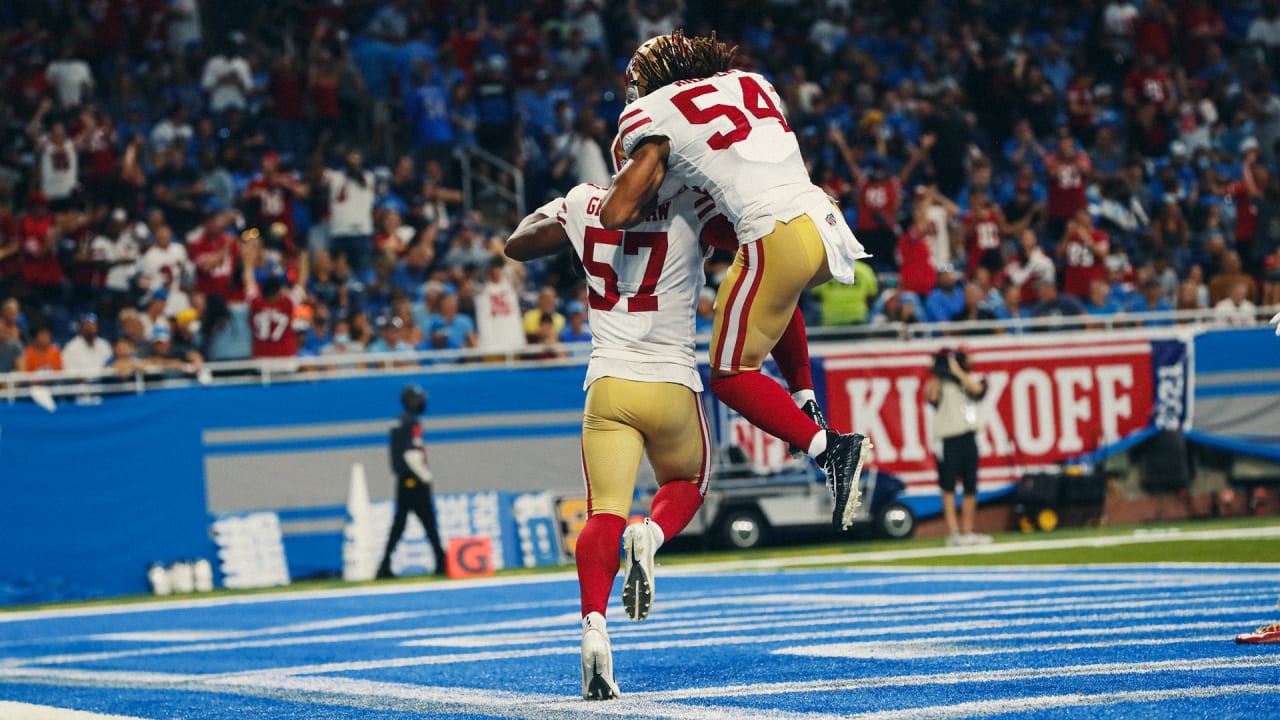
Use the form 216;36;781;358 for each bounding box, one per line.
581;612;620;700
622;519;659;621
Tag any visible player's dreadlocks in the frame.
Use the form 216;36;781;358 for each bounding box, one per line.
630;30;738;94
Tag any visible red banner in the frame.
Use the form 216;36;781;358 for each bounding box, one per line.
822;339;1155;494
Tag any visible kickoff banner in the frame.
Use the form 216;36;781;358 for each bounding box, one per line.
701;332;1193;512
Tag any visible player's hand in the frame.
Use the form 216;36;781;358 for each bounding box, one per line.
921;132;937;150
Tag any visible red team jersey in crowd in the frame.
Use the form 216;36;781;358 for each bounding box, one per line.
1123;68;1173;106
245;175;298;237
249;293;297;358
1066;80;1094;131
20;214;61;286
1062;228;1110;299
855;178;901;232
897;224;935;296
1230;182;1258;244
0;210;19;281
187;230;241;300
77;119;119;179
963;207;1006;276
1046;152;1091;220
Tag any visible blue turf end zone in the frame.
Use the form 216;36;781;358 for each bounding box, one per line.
1;564;1279;719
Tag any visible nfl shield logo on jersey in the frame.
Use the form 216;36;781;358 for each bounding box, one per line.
825;213;837;227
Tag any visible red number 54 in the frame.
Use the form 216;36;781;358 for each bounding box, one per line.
670;75;792;150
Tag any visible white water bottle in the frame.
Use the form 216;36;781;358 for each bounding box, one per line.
192;558;214;593
147;563;172;596
169;561;196;594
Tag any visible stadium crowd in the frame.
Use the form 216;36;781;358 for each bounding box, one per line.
0;0;1278;379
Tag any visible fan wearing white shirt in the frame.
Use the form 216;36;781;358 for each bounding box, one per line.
322;151;376;276
137;225;192;316
61;313;113;373
200;37;253;113
45;43;94;109
27;104;79;207
1213;281;1258;327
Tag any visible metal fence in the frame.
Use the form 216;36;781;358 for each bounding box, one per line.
2;305;1275;403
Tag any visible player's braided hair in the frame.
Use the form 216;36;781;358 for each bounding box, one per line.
632;30;738;92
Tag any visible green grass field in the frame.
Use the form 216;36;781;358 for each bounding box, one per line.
6;517;1278;613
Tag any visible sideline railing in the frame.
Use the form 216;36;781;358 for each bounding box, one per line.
458;143;525;220
2;305;1274;403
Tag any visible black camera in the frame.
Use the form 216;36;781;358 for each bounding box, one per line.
932;348;968;380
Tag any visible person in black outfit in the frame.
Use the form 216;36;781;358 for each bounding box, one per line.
377;384;448;579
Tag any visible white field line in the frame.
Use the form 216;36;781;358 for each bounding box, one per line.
661;526;1280;576
89;610;433;643
5;584;1271;669
4;527;1278;625
405;589;1274;649
7;585;1270;669
0;575;582;624
674;566;1280;591
0;701;153;720
631;654;1280;702
2;655;1278;720
773;628;1272;660
201;603;1272;678
846;683;1280;720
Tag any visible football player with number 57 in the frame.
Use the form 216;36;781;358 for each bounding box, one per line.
508;145;823;697
600;31;874;534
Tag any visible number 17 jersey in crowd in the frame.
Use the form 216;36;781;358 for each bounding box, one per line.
556;183;727;393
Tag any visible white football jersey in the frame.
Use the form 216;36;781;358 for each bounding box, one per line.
618;69;869;283
558;183;721;392
138;243;192;315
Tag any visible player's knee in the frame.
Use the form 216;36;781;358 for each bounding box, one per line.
709;368;740;381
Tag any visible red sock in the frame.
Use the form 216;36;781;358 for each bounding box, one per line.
771;306;813;394
710;371;821;451
576;512;627;617
650;480;704;540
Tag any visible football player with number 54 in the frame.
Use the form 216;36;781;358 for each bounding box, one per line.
600;31;874;533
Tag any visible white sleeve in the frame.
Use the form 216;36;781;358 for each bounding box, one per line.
534;197;565;219
402;449;433;482
617;95;669;158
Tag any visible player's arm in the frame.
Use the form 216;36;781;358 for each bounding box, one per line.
402;448;433;482
506;198;570;261
600;139;669;230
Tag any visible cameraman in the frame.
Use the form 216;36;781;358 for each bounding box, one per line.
924;347;991;547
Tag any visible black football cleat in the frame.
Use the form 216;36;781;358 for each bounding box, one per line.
822;432;872;531
789;399;831;457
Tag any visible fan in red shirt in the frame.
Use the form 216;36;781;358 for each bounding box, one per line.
72;104;119;202
1134;0;1174;62
0;202;20;296
186;207;241;300
1122;53;1176;113
1177;0;1225;73
1230;144;1269;258
19;192;63;293
241;151;307;239
961;189;1008;278
1066;71;1097;144
832;129;929;272
1045;132;1092;238
242;232;308;359
1057;209;1109;300
897;213;936;297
